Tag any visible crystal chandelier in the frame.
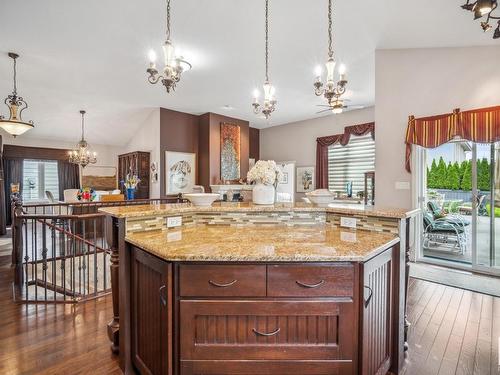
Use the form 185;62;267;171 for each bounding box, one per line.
313;0;348;113
146;0;192;93
461;0;500;39
69;110;97;168
0;53;35;137
252;0;277;119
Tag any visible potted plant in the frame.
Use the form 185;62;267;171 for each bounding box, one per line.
123;173;141;200
247;160;283;205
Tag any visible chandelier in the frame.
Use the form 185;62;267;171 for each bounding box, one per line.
69;110;97;168
0;53;35;137
313;0;348;113
252;0;277;119
461;0;500;38
146;0;192;93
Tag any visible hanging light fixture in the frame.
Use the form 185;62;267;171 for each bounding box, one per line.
0;53;35;137
313;0;348;114
252;0;277;120
461;0;500;38
146;0;192;93
69;110;97;168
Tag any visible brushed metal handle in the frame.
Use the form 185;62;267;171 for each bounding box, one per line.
208;279;237;288
252;327;281;337
159;285;167;306
296;280;325;288
364;285;373;308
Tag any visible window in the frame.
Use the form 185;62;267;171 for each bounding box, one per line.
328;134;375;194
22;160;59;202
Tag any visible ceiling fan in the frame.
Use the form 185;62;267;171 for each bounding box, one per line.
315;99;364;114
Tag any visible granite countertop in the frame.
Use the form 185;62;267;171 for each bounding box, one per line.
100;201;419;219
125;224;400;262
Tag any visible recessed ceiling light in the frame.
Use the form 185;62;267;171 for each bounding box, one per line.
221;105;234;110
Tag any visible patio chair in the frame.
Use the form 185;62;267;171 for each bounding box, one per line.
423;212;467;254
427;201;470;227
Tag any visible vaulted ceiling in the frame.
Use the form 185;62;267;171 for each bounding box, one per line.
0;0;497;145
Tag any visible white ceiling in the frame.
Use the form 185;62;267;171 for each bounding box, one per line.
0;0;497;146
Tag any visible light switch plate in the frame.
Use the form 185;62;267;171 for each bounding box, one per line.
395;181;411;190
340;217;357;229
166;216;182;228
340;231;357;242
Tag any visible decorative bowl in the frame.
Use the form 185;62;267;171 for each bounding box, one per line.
305;189;335;205
183;193;220;207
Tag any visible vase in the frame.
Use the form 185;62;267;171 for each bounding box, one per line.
126;188;135;200
252;183;275;205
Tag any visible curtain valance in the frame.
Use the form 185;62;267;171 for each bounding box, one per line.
405;105;500;173
316;122;374;189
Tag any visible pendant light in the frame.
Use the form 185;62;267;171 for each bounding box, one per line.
146;0;192;93
0;53;35;137
252;0;277;119
69;110;97;168
313;0;349;114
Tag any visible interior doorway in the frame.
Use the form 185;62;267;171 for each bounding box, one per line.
417;140;500;275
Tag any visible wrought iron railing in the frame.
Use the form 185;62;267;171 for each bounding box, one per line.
12;196;183;303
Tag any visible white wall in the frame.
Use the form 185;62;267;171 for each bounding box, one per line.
375;46;500;209
121;108;161;198
2;136;121;167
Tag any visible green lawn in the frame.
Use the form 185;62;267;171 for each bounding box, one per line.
486;204;500;218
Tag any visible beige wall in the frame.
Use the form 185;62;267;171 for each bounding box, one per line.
260;107;375;199
122;108;161;198
375;46;500;209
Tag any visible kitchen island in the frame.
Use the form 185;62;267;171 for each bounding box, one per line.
100;202;417;375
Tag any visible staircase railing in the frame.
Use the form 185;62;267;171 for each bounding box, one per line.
12;196;183;303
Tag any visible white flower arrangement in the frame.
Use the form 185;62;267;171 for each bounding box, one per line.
247;160;284;187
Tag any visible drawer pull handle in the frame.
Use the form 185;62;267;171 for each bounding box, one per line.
364;285;373;308
296;280;325;288
208;279;237;288
159;285;167;306
252;328;280;337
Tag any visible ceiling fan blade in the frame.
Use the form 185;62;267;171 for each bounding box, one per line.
345;105;365;110
316;104;333;108
316;109;332;114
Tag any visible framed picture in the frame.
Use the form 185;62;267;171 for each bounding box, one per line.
296;166;315;193
280;172;289;184
220;123;241;180
165;151;196;194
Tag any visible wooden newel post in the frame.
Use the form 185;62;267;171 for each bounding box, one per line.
12;197;24;289
106;215;120;354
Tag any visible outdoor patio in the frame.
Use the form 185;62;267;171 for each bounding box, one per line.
423;215;500;268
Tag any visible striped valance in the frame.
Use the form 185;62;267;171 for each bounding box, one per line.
405;105;500;172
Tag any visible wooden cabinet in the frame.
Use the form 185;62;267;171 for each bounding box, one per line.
118;151;150;199
125;248;401;375
131;248;172;375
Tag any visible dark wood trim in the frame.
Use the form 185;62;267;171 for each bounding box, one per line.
3;144;73;161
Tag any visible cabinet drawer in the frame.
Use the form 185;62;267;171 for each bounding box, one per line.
180;300;355;362
267;264;354;297
179;265;266;297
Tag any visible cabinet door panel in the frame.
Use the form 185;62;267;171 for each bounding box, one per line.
180;299;355;362
131;248;172;375
361;248;393;375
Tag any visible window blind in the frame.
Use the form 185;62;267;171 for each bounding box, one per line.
327;134;375;194
22;160;59;202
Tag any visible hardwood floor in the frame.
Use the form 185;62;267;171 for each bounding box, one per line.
1;240;499;374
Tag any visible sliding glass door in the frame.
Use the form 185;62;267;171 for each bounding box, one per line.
472;142;500;274
421;141;500;275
